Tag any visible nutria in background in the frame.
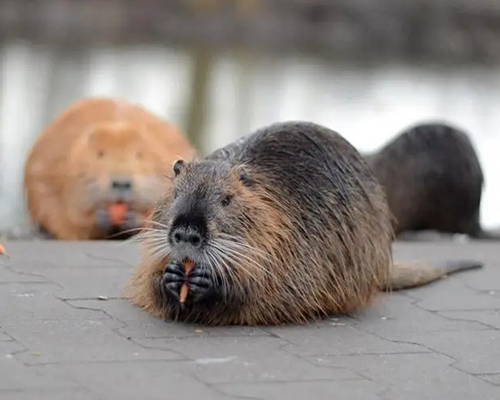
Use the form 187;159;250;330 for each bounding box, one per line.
24;97;197;240
127;121;482;326
365;122;499;240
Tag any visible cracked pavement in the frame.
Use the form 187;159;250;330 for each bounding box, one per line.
0;240;499;399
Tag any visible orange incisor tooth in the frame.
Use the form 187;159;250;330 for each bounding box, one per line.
179;259;194;304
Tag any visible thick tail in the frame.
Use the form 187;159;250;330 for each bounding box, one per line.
381;260;483;291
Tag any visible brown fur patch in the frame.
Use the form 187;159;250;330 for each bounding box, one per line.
24;97;197;240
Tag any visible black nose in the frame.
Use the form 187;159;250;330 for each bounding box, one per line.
111;178;132;191
171;226;202;247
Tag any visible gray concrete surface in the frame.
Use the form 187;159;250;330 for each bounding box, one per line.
0;240;499;400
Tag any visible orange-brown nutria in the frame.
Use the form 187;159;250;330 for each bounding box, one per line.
24;97;197;240
365;122;500;240
127;122;482;326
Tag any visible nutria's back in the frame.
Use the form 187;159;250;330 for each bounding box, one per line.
366;122;485;237
128;122;394;325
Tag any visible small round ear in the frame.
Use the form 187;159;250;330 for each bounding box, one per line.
173;159;185;177
237;166;253;188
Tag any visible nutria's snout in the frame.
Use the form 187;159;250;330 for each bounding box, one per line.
111;176;133;191
168;212;209;263
170;226;203;248
109;176;134;202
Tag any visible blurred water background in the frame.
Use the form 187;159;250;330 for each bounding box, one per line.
1;0;500;231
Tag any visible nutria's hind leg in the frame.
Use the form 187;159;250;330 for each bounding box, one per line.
382;260;483;291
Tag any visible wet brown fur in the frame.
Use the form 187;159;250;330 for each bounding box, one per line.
127;122;482;326
24;97;197;240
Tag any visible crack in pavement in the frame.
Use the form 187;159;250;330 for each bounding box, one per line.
63;299;189;359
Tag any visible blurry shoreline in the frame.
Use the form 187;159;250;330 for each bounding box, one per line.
2;0;500;63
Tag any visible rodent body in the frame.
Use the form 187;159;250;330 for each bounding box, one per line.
24;97;196;240
127;122;482;326
365;122;499;240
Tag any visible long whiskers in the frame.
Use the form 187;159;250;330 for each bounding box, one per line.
143;219;172;230
213;238;272;273
136;227;172;260
204;248;234;301
211;243;264;277
216;232;279;262
105;227;146;240
205;246;247;300
209;238;270;285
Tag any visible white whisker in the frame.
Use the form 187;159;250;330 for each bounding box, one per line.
211;240;270;277
145;220;171;230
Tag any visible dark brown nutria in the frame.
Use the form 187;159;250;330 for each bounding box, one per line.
126;122;482;326
365;122;499;240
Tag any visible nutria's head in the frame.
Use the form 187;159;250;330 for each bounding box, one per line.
149;159;255;260
66;121;177;235
144;158;282;302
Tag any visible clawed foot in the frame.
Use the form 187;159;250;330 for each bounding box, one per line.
161;261;214;304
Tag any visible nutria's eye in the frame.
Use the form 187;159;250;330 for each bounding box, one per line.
173;159;185;177
136;152;143;159
221;195;232;207
97;150;105;158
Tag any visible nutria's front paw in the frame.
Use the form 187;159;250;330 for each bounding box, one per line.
187;267;214;303
161;261;185;301
160;262;214;305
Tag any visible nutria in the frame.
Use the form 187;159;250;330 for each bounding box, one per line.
24;97;197;240
127;121;482;326
365;122;499;240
